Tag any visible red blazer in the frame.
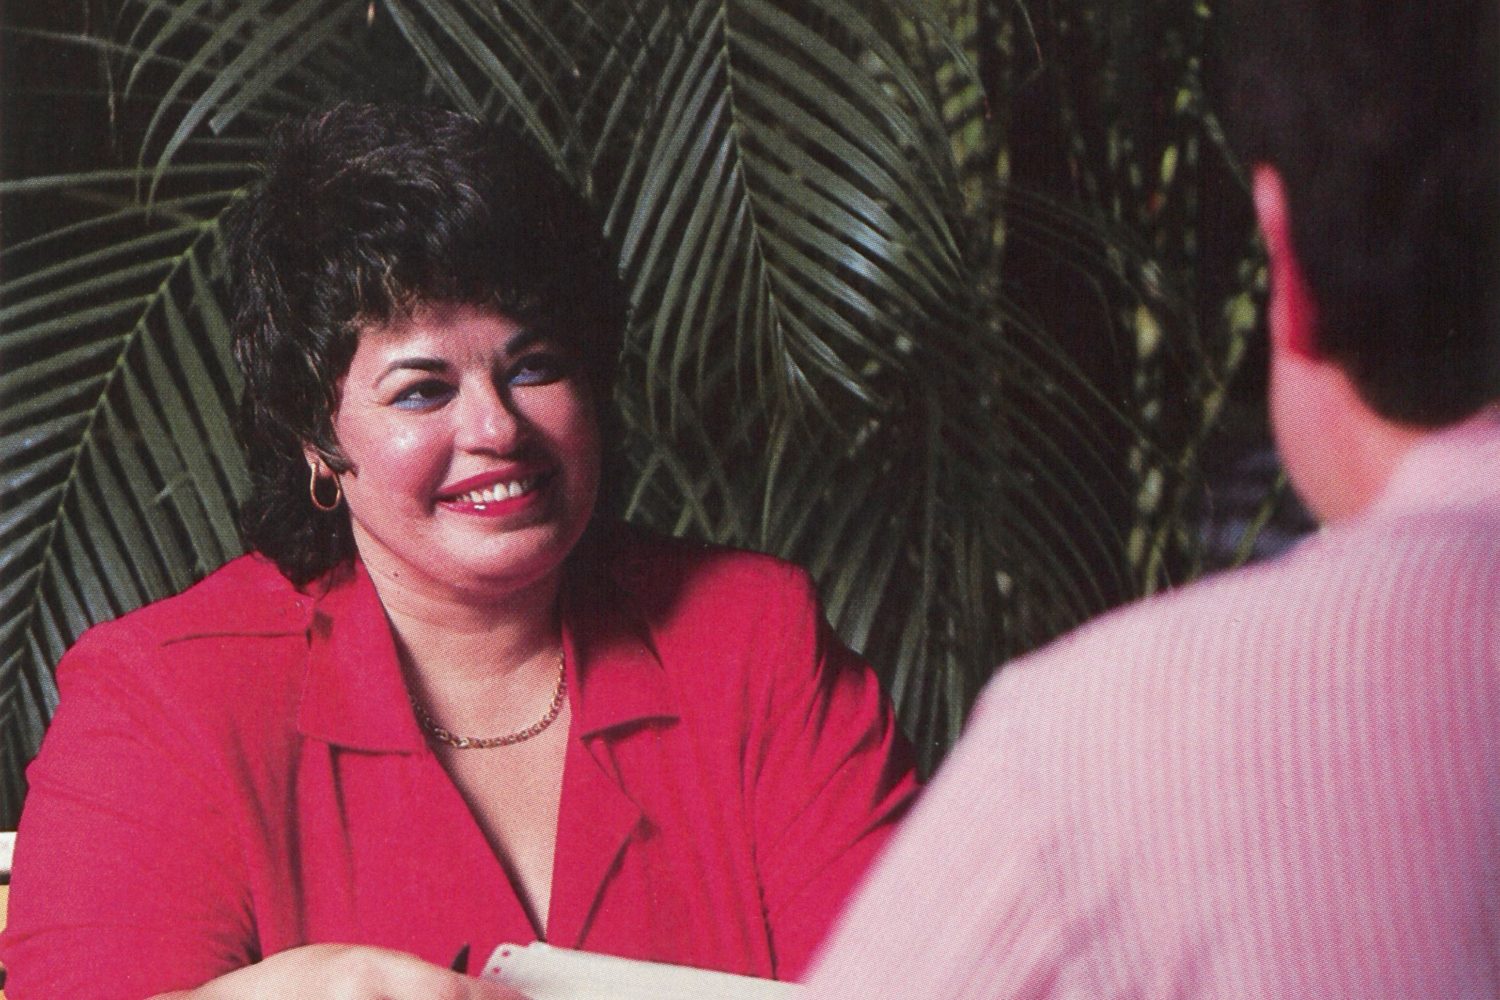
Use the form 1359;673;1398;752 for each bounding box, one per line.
2;531;918;999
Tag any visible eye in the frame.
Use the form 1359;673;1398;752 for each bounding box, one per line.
390;378;455;410
508;351;573;387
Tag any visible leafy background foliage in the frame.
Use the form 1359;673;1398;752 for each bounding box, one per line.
0;0;1287;827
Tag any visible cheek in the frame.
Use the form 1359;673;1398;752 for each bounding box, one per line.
532;388;600;456
339;417;449;496
544;396;604;510
571;406;602;456
564;401;603;472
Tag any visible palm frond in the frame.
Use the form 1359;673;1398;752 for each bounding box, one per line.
0;162;252;825
0;0;1263;810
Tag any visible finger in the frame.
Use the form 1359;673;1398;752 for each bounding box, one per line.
466;978;531;1000
373;951;527;1000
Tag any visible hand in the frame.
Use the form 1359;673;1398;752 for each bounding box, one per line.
149;943;528;1000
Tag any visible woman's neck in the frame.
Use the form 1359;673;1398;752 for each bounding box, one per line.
362;556;564;697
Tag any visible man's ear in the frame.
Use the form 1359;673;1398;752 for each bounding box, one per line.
1252;166;1320;359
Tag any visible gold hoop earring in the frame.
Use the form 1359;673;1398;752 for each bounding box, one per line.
308;463;343;512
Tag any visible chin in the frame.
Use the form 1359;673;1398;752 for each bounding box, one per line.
450;529;582;590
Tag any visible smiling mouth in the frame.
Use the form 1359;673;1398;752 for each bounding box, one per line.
449;475;542;505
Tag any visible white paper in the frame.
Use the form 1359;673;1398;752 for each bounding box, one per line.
482;942;806;1000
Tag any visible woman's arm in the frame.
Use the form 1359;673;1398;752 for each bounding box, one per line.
745;564;921;978
2;624;259;998
148;945;522;1000
4;625;525;1000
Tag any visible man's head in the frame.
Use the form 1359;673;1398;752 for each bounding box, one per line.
1220;0;1498;517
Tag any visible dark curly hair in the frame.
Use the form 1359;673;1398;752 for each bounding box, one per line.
224;103;628;585
1220;0;1500;426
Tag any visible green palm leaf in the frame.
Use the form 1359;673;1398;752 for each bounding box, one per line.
1;0;1254;815
1;165;253;826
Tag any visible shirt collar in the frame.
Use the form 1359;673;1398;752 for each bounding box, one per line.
297;545;679;752
1367;408;1500;521
560;544;680;738
297;559;426;752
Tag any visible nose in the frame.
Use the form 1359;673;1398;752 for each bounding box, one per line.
455;380;525;453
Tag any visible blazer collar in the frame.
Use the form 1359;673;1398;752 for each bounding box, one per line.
297;547;679;752
560;545;680;739
297;560;426;752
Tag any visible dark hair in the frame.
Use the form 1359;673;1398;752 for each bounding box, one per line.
1220;0;1500;426
225;103;628;584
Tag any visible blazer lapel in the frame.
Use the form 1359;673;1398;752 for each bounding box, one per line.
547;728;644;947
298;559;426;752
546;543;679;947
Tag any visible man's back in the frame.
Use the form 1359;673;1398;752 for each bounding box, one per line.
807;414;1500;999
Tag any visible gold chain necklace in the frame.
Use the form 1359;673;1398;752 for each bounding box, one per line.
410;652;567;749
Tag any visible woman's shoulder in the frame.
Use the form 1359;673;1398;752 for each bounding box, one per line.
38;556;317;784
76;552;314;654
592;524;814;614
571;526;825;676
58;554;316;719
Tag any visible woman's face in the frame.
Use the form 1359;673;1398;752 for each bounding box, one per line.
321;302;600;604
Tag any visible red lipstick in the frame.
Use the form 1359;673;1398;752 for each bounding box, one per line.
436;466;552;518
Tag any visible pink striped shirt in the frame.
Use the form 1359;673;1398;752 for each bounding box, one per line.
805;414;1500;999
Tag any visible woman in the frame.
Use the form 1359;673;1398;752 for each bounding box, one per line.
1;104;917;999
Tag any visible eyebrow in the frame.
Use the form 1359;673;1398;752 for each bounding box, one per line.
372;326;555;385
373;355;450;385
503;325;552;355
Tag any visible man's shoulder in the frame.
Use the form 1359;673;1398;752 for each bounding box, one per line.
1043;500;1500;668
1006;549;1316;672
975;504;1500;765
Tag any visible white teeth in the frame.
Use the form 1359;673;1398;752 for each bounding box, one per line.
455;476;537;505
